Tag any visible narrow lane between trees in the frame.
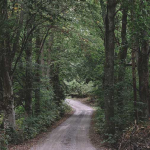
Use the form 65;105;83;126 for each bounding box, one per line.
30;99;97;150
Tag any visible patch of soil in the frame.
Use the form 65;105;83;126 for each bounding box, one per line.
8;110;74;150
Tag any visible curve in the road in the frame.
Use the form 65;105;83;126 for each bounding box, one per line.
30;99;97;150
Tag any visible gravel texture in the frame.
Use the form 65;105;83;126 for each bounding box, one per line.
30;99;97;150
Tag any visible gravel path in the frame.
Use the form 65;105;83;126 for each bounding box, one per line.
30;99;97;150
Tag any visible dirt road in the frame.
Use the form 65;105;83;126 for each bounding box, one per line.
30;99;97;150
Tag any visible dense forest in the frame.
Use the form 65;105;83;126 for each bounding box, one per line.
0;0;150;149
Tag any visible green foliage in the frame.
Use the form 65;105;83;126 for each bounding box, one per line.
58;101;72;116
1;0;150;148
0;114;3;126
6;102;71;144
0;131;7;150
95;108;105;133
65;79;94;97
94;70;138;144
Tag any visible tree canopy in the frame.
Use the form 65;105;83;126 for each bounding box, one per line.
1;0;150;149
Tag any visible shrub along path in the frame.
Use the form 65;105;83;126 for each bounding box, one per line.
9;107;74;150
30;99;97;150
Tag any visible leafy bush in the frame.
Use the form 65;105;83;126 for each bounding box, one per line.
65;79;94;97
6;101;71;144
95;108;105;133
0;130;7;150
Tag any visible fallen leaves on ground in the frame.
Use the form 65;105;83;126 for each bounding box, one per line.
118;121;150;150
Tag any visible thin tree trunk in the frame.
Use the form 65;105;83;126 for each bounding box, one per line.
132;43;138;120
35;35;41;115
41;47;45;77
25;32;33;116
138;31;149;118
104;0;116;134
131;1;138;120
47;34;53;77
117;9;128;110
35;59;41;115
0;43;3;117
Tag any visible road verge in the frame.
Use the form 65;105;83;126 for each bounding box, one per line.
8;108;74;150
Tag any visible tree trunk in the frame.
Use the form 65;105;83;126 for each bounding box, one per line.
0;2;16;149
0;44;3;114
2;55;16;129
0;0;16;129
131;1;138;120
132;42;138;120
25;34;33;116
138;31;149;118
50;64;65;107
104;0;116;134
47;34;53;77
35;59;41;115
35;35;41;115
117;9;128;110
41;47;45;77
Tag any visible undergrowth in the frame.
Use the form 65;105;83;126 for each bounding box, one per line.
0;101;71;148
